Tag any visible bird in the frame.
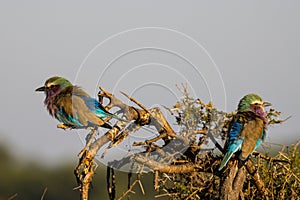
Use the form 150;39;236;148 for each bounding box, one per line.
218;94;271;171
35;76;124;130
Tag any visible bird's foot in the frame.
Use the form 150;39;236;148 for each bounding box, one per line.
57;124;72;130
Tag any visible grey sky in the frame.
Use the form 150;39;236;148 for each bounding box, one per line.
0;1;299;165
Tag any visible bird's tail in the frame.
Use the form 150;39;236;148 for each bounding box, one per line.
218;151;234;171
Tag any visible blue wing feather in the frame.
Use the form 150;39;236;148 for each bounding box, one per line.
224;120;243;150
81;96;127;122
56;107;83;127
81;97;111;118
219;137;244;170
219;120;244;170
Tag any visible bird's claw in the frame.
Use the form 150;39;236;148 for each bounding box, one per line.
57;124;72;130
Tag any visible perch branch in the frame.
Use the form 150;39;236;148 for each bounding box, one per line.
74;87;178;199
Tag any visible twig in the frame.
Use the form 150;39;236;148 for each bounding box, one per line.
120;91;150;113
138;180;145;195
277;162;300;183
8;193;18;200
133;154;197;173
252;152;291;164
117;179;140;200
268;116;291;125
107;167;116;200
40;188;48;200
154;170;159;190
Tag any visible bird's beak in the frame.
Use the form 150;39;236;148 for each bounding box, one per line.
263;102;272;107
35;86;46;92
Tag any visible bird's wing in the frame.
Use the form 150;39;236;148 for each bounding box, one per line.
219;119;244;170
239;117;264;160
72;86;125;121
81;96;127;122
224;117;244;150
55;94;107;127
80;96;113;119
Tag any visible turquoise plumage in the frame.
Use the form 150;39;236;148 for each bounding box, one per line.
218;94;270;170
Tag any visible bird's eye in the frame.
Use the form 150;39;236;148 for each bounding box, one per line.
49;85;58;90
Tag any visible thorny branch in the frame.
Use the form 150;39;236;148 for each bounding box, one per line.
73;84;293;200
74;86;179;199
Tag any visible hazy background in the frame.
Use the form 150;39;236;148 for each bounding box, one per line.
0;0;299;170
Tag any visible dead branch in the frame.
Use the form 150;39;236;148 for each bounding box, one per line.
107;167;116;200
220;161;246;200
246;161;269;199
71;84;291;200
133;154;197;173
74;87;178;199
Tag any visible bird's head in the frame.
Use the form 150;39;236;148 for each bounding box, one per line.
237;93;271;117
35;76;72;98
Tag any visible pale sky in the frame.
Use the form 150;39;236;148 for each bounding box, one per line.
0;1;299;166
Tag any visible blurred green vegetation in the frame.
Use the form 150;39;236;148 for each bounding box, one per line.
0;144;159;200
0;143;90;199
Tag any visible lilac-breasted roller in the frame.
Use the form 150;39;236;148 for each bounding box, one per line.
218;94;271;170
35;76;123;129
